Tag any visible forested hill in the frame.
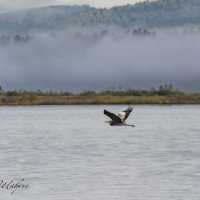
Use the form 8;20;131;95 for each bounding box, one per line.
0;0;200;34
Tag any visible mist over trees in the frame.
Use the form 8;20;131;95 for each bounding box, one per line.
0;0;200;34
0;0;200;93
0;30;200;92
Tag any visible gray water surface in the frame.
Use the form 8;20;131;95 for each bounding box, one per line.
0;105;200;200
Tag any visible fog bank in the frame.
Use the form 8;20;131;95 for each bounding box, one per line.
0;31;200;92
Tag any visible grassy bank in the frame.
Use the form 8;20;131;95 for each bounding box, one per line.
0;89;200;105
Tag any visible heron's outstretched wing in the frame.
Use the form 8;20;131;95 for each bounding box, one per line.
104;110;123;123
122;106;133;121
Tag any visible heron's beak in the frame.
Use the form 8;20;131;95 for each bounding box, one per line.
105;120;111;123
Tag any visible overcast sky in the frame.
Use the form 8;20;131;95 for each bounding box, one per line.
0;0;147;12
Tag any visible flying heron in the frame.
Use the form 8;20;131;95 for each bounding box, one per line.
104;106;135;127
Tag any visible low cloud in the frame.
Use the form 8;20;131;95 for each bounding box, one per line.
0;30;200;92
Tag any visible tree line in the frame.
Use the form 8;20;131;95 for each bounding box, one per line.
0;35;33;45
0;0;200;34
0;84;185;97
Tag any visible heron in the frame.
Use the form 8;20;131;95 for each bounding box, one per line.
104;106;135;127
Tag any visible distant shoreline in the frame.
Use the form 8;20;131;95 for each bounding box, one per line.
1;87;200;105
1;95;200;105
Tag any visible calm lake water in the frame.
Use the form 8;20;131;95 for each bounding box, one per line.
0;105;200;200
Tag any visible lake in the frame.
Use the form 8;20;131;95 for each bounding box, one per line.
0;105;200;200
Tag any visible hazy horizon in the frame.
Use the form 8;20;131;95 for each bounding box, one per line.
0;30;200;93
